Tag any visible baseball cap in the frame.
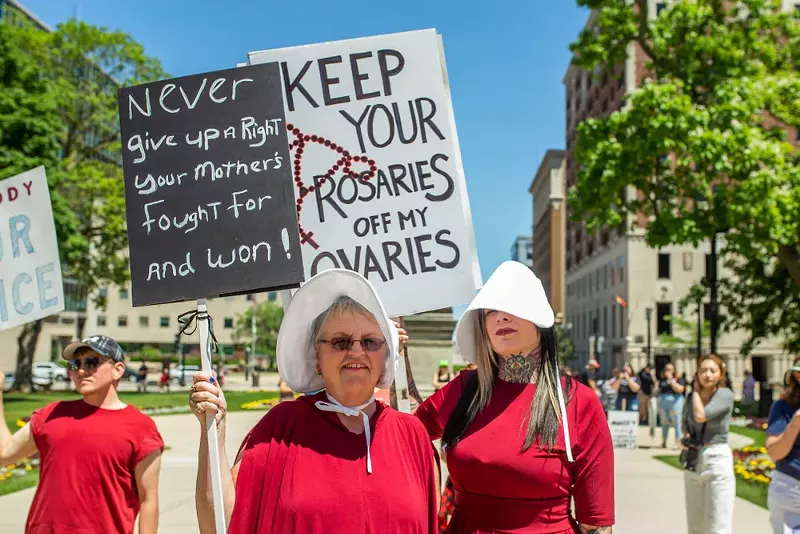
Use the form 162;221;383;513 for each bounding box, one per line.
588;359;600;369
62;335;125;362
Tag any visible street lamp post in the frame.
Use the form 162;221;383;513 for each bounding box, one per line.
645;307;653;364
696;297;702;359
709;234;719;354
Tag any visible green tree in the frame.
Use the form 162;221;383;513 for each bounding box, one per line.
555;323;575;364
1;19;165;390
233;301;285;370
569;0;800;353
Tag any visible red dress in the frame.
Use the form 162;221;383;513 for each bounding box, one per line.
229;391;437;534
416;371;614;534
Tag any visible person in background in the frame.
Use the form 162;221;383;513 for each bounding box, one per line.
215;362;226;388
638;364;655;424
658;363;686;448
159;367;171;393
683;353;735;534
278;379;294;402
463;363;478;372
0;335;163;533
613;363;641;412
600;367;620;417
138;361;149;393
561;365;573;377
765;356;800;534
432;360;452;391
578;359;601;395
742;370;756;417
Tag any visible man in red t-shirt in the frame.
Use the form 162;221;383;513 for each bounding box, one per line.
0;335;164;534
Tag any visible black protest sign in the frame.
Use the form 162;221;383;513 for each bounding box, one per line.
118;63;304;307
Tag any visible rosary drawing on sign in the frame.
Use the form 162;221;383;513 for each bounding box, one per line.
286;123;378;250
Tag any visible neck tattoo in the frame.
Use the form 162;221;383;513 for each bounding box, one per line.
497;346;541;384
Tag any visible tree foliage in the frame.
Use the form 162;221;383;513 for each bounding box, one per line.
233;300;285;370
569;0;800;353
0;19;165;389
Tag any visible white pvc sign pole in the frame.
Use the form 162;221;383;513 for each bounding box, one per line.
198;298;227;534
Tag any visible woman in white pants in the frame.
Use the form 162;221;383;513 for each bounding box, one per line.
766;357;800;534
683;353;735;534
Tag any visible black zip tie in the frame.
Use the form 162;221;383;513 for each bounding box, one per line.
177;309;220;354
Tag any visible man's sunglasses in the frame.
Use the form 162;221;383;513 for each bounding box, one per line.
67;356;110;372
319;336;386;353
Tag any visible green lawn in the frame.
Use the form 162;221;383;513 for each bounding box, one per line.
729;426;767;448
0;470;38;498
2;390;279;429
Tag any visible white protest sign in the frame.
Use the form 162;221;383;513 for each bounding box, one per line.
607;410;639;449
248;29;481;317
0;167;64;330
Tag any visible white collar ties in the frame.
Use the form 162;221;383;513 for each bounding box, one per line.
315;393;376;474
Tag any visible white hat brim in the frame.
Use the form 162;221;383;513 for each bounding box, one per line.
455;261;554;363
277;269;398;393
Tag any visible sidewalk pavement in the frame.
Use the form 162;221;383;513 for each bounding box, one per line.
0;413;772;533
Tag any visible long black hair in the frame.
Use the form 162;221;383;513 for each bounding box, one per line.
441;325;571;452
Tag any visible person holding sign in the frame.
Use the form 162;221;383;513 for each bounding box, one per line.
0;335;164;534
190;269;436;534
415;261;615;534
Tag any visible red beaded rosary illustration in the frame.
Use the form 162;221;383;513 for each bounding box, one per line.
287;123;377;250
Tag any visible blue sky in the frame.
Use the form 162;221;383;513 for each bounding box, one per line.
23;0;588;304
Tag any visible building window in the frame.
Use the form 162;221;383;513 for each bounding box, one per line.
139;316;149;327
611;305;617;338
596;269;600;291
604;264;608;289
224;318;234;329
98;287;108;299
610;261;616;286
118;316;128;327
119;287;129;300
97;315;107;327
658;253;671;279
620;306;626;338
603;306;608;338
160;316;169;328
619;256;625;282
656;303;672;335
656;2;667;15
268;292;277;302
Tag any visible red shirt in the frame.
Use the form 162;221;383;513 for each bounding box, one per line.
416;371;615;534
27;400;164;534
230;391;437;534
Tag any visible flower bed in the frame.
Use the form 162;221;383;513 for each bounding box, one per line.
240;399;276;410
733;446;774;486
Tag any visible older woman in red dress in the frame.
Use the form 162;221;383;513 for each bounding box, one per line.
416;261;615;534
190;269;436;534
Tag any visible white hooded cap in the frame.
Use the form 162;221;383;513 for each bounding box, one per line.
455;260;554;363
451;260;573;462
276;269;398;393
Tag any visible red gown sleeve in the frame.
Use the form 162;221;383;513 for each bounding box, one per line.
571;384;615;527
415;370;472;440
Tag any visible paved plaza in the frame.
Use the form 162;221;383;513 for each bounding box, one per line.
0;407;770;533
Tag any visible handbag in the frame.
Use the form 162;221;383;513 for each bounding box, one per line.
679;422;706;472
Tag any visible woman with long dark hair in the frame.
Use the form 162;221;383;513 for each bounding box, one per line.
415;261;614;533
765;356;800;533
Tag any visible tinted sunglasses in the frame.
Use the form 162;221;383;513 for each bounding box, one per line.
67;356;110;372
319;336;386;353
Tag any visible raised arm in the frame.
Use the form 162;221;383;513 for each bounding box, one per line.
0;372;38;466
191;373;237;533
766;404;800;463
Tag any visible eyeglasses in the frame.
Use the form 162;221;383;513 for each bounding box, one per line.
318;336;386;353
67;356;110;372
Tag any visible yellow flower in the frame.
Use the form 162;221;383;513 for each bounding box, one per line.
25;465;32;471
762;423;768;430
